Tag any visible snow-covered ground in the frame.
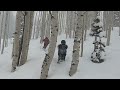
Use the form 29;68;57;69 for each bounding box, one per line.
0;27;120;79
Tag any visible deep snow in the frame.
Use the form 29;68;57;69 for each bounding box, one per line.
0;27;120;79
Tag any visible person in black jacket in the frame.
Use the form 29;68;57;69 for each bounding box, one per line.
57;40;68;63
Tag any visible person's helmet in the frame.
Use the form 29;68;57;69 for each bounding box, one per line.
61;40;66;45
94;16;100;23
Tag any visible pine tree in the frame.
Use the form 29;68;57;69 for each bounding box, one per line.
91;16;106;63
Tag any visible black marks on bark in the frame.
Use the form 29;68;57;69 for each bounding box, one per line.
73;50;76;53
72;63;75;66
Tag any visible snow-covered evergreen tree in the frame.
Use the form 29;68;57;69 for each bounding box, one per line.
91;16;106;63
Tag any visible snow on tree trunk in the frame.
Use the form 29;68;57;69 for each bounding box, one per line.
19;11;34;66
91;14;105;63
40;11;58;79
69;11;84;76
11;11;22;72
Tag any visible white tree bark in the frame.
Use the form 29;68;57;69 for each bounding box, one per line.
40;11;58;79
103;11;107;33
12;11;22;72
106;11;112;46
45;11;51;39
35;12;41;39
0;11;4;50
69;11;84;76
84;12;88;41
19;11;34;66
40;11;46;43
81;12;87;57
72;11;77;38
1;11;8;54
32;12;38;39
66;11;70;38
118;11;120;36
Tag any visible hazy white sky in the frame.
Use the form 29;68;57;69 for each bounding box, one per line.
12;11;17;16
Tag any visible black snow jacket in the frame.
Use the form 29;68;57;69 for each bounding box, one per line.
58;40;68;55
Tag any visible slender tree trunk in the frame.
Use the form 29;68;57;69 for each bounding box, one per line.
81;12;86;57
119;27;120;36
19;11;34;66
32;12;37;39
1;11;8;54
40;11;46;43
106;11;112;46
45;11;51;39
11;11;22;72
84;12;88;41
40;11;58;79
0;11;4;50
106;11;109;38
69;11;84;76
118;11;120;36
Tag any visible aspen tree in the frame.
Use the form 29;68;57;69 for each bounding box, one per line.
40;11;46;43
40;11;58;79
69;11;84;76
12;11;22;72
106;11;112;46
19;11;34;66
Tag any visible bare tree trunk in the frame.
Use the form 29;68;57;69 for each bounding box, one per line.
106;26;111;46
32;12;37;39
11;11;22;72
86;12;91;30
111;11;114;31
45;11;51;39
118;11;120;36
19;11;34;66
106;11;109;38
40;11;58;79
103;11;107;34
1;11;8;54
81;12;87;57
72;11;77;38
66;11;70;38
84;12;88;41
35;12;41;39
106;11;112;46
69;11;84;76
119;27;120;36
0;11;4;50
40;11;46;43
